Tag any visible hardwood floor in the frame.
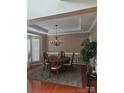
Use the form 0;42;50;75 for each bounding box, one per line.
28;80;86;93
28;64;96;93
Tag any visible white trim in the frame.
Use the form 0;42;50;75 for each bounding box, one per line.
48;30;89;36
28;29;90;36
47;52;80;55
49;27;80;34
27;33;40;36
27;26;90;36
27;27;47;35
28;24;48;33
88;18;97;32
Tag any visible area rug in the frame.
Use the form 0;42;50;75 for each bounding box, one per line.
28;65;82;88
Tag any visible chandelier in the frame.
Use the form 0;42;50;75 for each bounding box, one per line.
50;25;62;46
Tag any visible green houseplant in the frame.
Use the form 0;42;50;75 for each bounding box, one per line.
80;39;97;88
80;39;97;64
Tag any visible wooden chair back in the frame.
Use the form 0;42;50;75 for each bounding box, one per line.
48;55;60;67
58;51;65;59
43;52;48;64
70;52;75;65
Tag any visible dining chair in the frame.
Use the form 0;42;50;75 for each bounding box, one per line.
43;52;50;71
63;52;75;71
48;55;62;77
58;51;65;59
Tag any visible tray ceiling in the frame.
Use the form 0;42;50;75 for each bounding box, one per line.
28;12;97;35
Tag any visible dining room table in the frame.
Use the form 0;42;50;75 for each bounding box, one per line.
59;56;70;64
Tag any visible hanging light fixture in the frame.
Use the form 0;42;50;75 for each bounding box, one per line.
50;25;62;46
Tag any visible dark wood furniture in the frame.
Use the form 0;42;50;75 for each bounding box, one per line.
60;56;70;64
87;65;97;93
58;51;65;59
43;52;50;71
48;55;62;77
63;52;75;71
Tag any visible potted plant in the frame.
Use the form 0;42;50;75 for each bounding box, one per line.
80;39;97;64
80;39;97;89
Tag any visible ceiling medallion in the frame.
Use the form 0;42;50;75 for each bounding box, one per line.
50;25;62;46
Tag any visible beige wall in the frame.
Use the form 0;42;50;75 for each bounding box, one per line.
32;23;97;54
40;35;48;62
28;23;97;62
46;33;89;53
89;23;97;42
28;26;97;63
41;35;48;52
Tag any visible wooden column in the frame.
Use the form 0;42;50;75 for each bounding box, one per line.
82;65;87;89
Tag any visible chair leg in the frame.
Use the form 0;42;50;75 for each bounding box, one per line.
43;64;46;71
71;65;73;71
88;87;90;93
46;64;49;69
56;69;59;78
49;70;51;78
56;69;59;74
43;64;45;71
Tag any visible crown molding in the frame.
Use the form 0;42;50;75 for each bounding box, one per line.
28;26;90;36
28;24;48;33
48;30;89;36
27;27;47;35
88;18;97;32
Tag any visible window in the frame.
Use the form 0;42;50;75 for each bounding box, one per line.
27;34;41;63
27;38;31;63
32;38;40;62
